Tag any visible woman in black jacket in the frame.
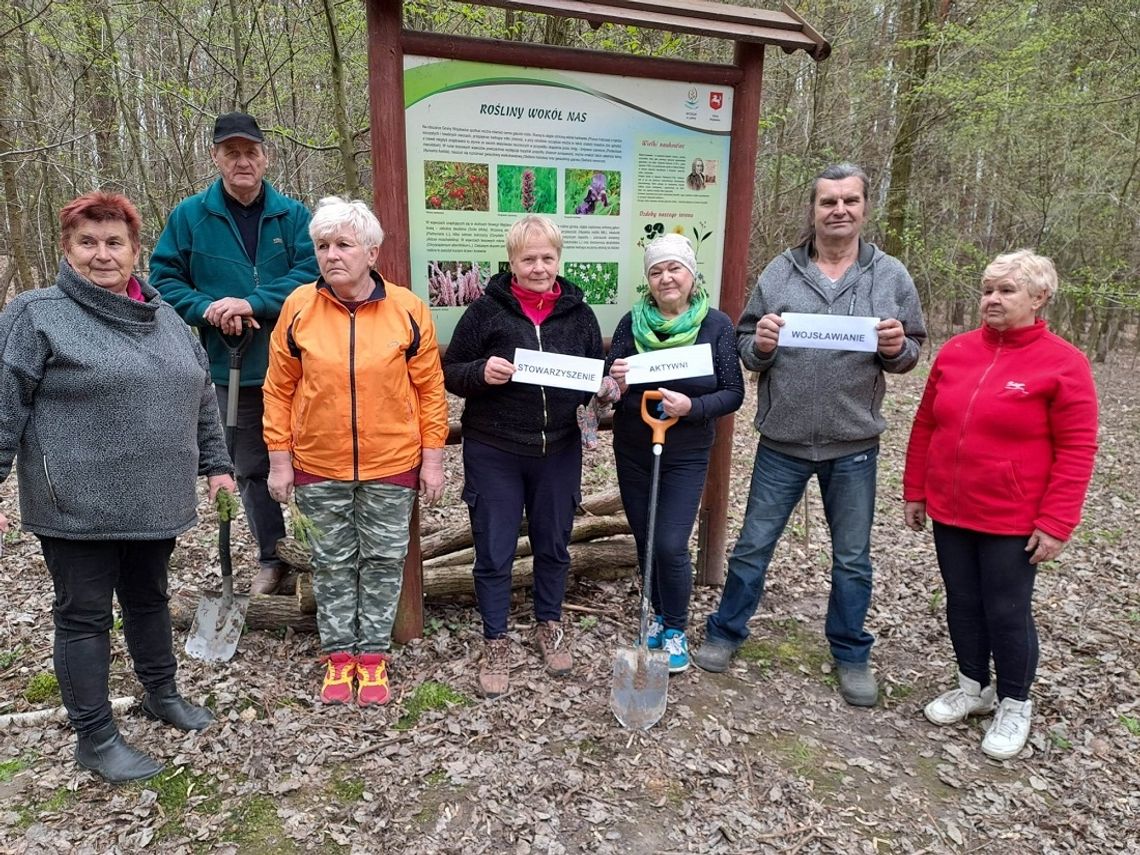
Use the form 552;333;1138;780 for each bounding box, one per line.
443;215;603;698
606;234;744;673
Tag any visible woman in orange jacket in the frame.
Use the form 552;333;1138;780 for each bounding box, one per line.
263;196;448;706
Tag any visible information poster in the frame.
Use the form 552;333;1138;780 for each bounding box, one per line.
404;57;733;343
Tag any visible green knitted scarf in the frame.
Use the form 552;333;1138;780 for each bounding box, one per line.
630;287;709;352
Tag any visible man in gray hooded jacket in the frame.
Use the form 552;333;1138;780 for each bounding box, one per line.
692;163;927;706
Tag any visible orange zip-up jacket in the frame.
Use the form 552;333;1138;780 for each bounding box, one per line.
263;273;448;481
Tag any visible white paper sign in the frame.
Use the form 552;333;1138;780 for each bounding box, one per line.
778;313;880;352
624;343;714;385
511;348;604;392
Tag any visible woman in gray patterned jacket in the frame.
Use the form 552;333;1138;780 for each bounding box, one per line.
0;192;235;784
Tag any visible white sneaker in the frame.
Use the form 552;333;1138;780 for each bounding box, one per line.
924;672;997;725
981;697;1033;760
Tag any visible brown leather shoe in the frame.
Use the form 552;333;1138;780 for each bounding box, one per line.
249;566;285;596
479;638;511;698
535;620;572;676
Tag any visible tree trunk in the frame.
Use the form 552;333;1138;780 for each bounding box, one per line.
321;0;359;196
169;588;317;632
178;538;637;630
0;55;36;301
883;0;936;259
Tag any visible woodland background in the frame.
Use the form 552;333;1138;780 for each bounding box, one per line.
1;0;1138;349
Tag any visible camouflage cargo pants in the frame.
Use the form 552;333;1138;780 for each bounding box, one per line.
295;479;416;654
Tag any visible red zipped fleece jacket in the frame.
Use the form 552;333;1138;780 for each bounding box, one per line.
903;319;1098;541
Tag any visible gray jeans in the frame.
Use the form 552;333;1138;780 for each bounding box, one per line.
215;384;286;570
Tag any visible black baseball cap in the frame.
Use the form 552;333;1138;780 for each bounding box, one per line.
213;112;264;144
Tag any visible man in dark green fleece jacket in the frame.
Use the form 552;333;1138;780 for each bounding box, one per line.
150;112;319;594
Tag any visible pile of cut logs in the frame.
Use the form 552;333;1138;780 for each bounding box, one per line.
171;489;635;632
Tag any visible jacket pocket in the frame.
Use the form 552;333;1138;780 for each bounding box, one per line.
42;455;59;509
1000;460;1026;500
461;486;482;534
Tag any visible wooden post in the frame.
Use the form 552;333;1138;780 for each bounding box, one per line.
367;0;422;642
695;41;765;586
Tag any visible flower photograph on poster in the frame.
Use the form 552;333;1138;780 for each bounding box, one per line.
563;261;619;305
565;169;621;216
496;165;557;214
427;260;492;308
423;161;490;211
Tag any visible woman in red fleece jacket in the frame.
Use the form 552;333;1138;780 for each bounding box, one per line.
903;250;1097;761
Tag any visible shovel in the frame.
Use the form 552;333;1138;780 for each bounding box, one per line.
186;327;254;662
611;390;678;730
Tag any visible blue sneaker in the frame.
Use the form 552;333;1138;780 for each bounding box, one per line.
646;615;665;650
662;629;690;674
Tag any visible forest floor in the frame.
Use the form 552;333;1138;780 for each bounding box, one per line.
2;350;1139;854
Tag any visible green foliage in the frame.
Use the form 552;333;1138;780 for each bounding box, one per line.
215;488;240;523
288;501;321;547
576;615;599;631
23;672;60;705
330;773;366;803
396;680;470;731
223;794;297;852
0;755;32;783
1048;730;1073;750
1120;715;1140;737
132;766;220;814
563;261;619;305
0;646;23;670
497;165;557;214
424;161;489;211
564;168;621;216
928;587;944;615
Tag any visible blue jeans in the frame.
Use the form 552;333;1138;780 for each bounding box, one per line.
705;443;878;664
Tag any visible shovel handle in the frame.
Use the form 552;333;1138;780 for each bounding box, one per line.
640;390;679;445
217;326;251;587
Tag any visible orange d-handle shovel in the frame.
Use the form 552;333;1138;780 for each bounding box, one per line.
610;390;679;729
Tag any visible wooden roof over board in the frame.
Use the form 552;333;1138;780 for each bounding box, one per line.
441;0;830;61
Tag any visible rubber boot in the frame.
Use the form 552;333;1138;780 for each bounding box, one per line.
75;723;164;784
141;683;214;731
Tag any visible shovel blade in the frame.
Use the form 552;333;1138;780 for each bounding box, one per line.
610;646;670;730
185;590;249;663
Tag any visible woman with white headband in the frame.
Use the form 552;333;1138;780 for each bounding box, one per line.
605;234;744;672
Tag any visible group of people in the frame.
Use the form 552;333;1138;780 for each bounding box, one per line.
0;109;1097;785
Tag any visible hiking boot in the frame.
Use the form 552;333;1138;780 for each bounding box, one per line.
924;672;996;725
836;661;879;707
692;638;735;673
646;615;665;651
662;629;690;674
75;723;164;784
535;620;573;676
250;566;285;596
320;652;356;705
479;638;511;698
356;654;392;706
141;683;214;731
982;697;1033;760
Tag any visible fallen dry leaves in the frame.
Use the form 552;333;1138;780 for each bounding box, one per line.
1;351;1138;853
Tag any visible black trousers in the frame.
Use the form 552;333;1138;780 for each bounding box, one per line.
461;438;581;639
215;384;286;570
39;536;177;735
614;437;710;632
932;522;1039;701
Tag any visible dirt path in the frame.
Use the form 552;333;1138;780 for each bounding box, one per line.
2;357;1138;853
